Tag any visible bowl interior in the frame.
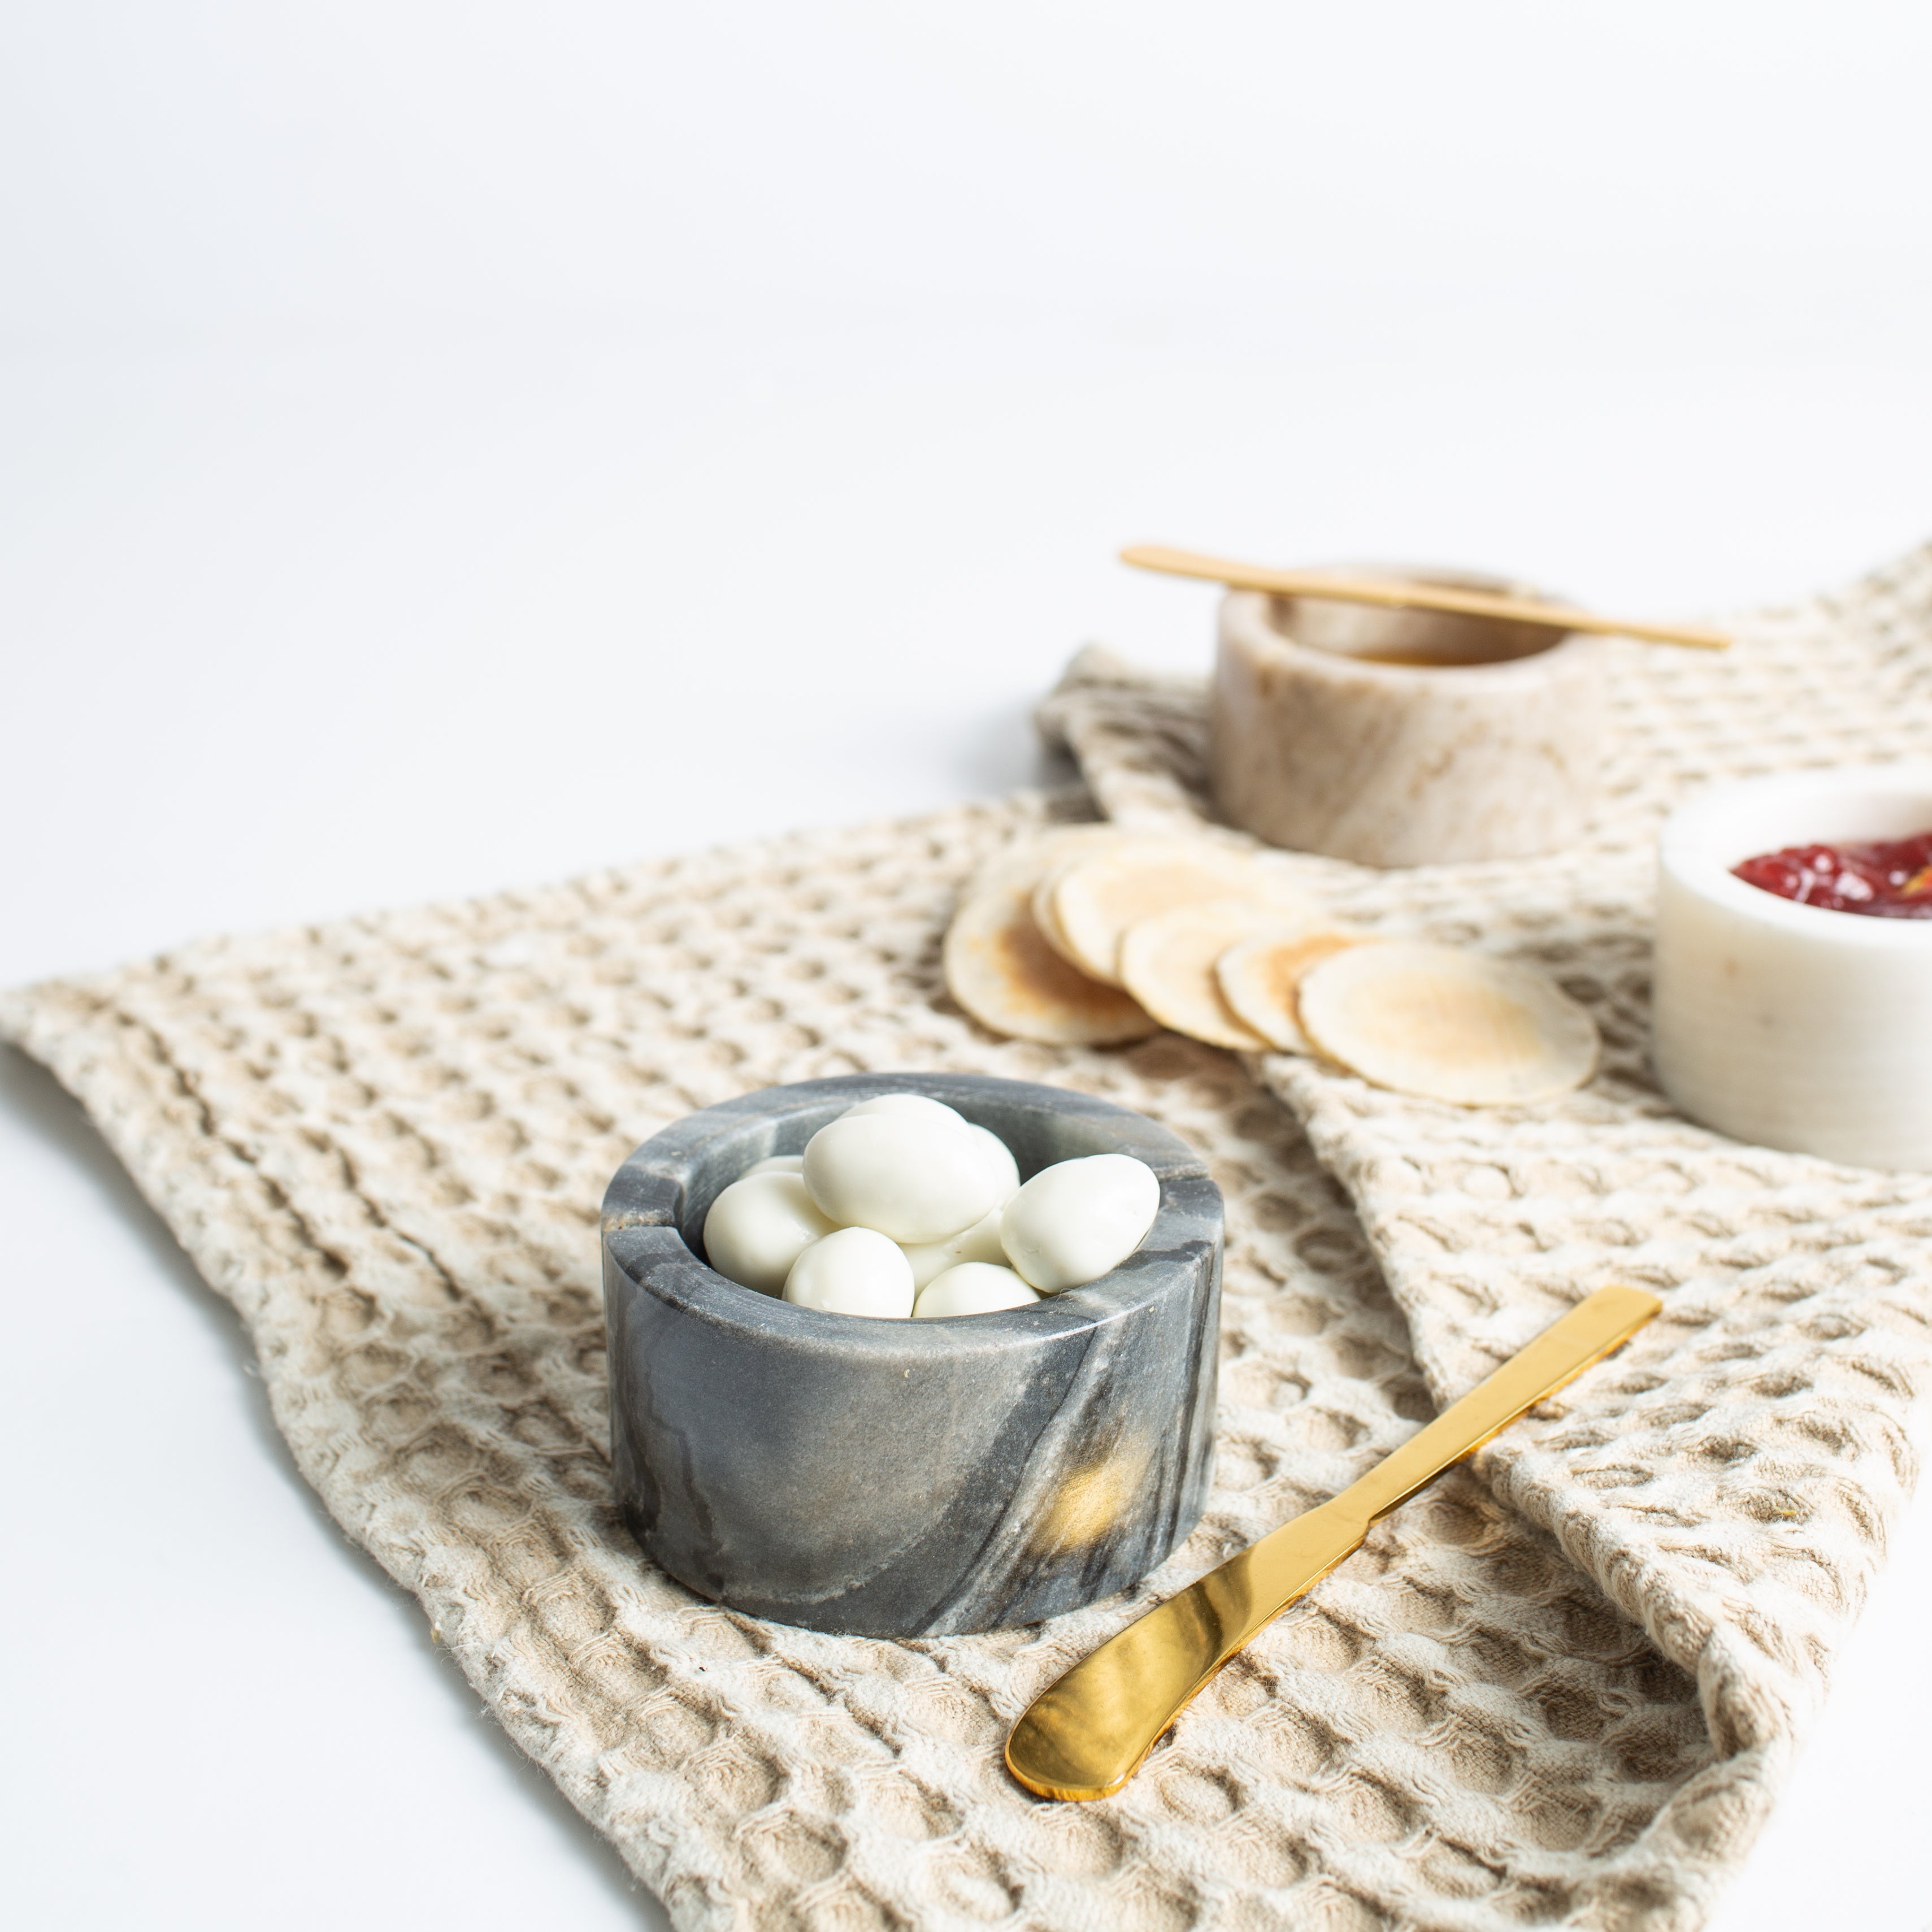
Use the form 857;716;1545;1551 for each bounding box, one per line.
599;1075;1217;1334
672;1092;1149;1263
1267;565;1569;668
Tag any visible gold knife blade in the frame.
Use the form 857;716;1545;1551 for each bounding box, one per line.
1005;1284;1662;1801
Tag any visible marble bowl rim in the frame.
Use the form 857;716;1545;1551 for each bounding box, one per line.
1223;568;1602;686
600;1071;1219;1353
1660;762;1932;949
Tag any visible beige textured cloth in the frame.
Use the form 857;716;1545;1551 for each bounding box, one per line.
7;543;1932;1931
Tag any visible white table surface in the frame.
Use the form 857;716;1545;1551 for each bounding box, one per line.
6;8;1932;1927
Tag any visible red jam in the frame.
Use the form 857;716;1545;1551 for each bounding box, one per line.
1733;830;1932;918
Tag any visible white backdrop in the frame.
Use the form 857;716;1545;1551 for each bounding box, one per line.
5;7;1931;1928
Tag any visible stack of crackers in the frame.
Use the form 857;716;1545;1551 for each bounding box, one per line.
944;827;1598;1107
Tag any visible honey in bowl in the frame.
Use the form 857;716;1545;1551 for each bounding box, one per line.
1271;585;1565;668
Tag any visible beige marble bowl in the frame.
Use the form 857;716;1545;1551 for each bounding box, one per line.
1210;566;1605;867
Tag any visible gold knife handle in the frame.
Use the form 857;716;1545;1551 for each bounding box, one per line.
1005;1286;1661;1801
1338;1284;1662;1521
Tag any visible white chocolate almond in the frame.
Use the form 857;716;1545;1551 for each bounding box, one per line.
843;1096;1019;1200
702;1171;838;1295
841;1093;967;1128
899;1206;1008;1289
1297;941;1598;1106
784;1226;916;1318
1001;1153;1160;1294
802;1112;999;1244
1216;928;1375;1053
965;1122;1021;1202
913;1262;1040;1318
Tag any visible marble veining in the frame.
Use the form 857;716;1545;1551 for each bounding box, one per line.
602;1073;1222;1635
1211;582;1606;865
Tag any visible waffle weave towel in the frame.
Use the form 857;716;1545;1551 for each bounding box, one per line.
10;542;1932;1930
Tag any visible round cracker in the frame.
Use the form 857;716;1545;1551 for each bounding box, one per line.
1217;928;1374;1053
1297;941;1599;1105
1029;857;1091;972
1119;898;1317;1051
1050;841;1318;987
944;830;1158;1045
966;822;1137;903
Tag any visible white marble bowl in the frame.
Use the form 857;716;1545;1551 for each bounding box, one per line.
1210;566;1604;866
1653;765;1932;1169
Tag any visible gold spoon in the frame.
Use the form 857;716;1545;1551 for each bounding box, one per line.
1122;544;1731;653
1005;1283;1661;1802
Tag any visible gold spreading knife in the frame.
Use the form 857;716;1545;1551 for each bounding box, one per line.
1005;1284;1662;1802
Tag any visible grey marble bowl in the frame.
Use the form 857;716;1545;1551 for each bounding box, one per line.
601;1073;1222;1636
